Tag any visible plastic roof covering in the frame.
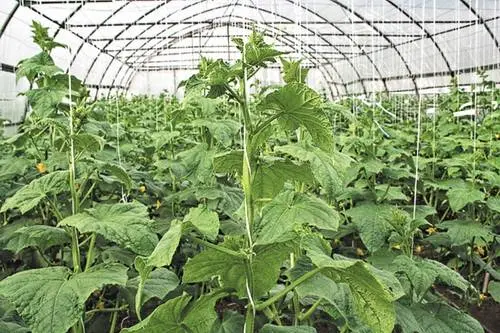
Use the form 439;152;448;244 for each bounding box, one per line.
0;0;500;101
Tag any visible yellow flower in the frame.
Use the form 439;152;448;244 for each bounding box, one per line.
95;300;105;310
426;227;437;235
479;293;487;301
355;248;365;256
474;246;486;257
415;245;424;254
392;244;401;250
156;199;161;210
36;162;47;174
139;185;146;193
495;133;500;140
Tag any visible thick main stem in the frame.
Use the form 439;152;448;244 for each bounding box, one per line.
239;52;256;333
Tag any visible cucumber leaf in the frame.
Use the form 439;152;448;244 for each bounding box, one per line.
0;264;127;333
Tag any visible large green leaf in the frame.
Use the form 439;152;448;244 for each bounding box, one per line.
390;255;437;300
234;31;286;67
4;225;70;254
345;204;396;252
0;264;127;333
1;171;69;214
210;311;244;333
184;205;220;241
289;257;369;332
0;157;32;181
127;268;179;307
16;52;62;83
486;197;500;213
446;186;484;212
419;259;470;292
60;202;158;256
260;83;333;151
410;303;483;333
276;143;350;196
255;191;339;245
183;237;291;298
122;294;190;333
439;220;494;246
395;302;424;333
191;119;240;146
176;143;214;184
140;219;182;268
488;281;500;302
122;292;226;333
214;150;243;174
74;133;105;154
308;252;396;333
280;58;309;84
252;160;314;202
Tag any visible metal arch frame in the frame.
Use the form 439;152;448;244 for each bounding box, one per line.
101;2;356;98
15;0;499;97
459;0;500;53
279;0;389;94
19;1;131;93
119;13;500;95
108;2;369;97
77;2;131;83
384;0;454;79
53;2;84;38
321;0;418;95
118;19;343;98
115;15;346;98
84;0;177;94
0;2;20;40
323;15;500;89
119;19;342;98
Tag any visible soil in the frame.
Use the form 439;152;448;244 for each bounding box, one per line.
470;299;500;333
435;284;500;333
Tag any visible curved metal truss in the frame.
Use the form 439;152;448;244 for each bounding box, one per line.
1;0;499;98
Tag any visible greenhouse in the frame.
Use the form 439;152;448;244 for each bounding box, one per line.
0;1;499;333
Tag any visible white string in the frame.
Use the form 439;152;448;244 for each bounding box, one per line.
410;0;426;258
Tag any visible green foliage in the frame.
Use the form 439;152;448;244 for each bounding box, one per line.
123;292;227;333
345;204;396;253
3;225;70;254
2;23;495;333
397;302;483;333
127;268;179;307
280;58;310;84
259;83;333;151
183;237;292;298
184;205;220;241
60;202;158;256
255;191;339;245
1;171;69;214
0;264;127;333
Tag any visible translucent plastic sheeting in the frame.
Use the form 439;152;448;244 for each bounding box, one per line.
0;0;498;101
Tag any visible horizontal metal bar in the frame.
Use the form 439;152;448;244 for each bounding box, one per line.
1;63;16;73
90;34;402;42
108;44;369;54
66;20;489;28
341;62;500;86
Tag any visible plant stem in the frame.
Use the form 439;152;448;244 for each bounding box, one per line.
255;267;322;311
86;305;128;317
84;233;96;271
109;301;122;333
298;298;322;322
188;235;246;258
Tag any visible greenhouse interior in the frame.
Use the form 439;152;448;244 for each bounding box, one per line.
0;1;499;333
